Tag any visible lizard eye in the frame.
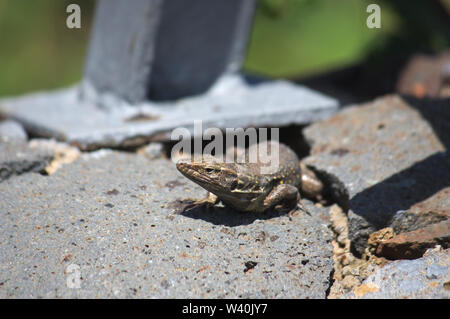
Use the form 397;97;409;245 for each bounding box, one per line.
205;167;215;173
230;180;238;190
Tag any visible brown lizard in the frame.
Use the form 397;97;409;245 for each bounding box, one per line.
176;141;323;214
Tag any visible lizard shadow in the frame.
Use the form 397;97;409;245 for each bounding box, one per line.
176;199;322;227
179;203;289;227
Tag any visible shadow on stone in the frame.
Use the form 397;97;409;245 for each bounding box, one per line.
351;152;449;229
179;204;288;227
351;96;450;227
348;96;450;255
402;96;450;150
240;73;271;86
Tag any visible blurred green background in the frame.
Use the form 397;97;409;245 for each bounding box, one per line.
0;0;449;97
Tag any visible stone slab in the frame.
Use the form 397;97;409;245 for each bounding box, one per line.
0;75;338;151
345;248;450;299
0;150;333;298
302;95;450;255
0;120;27;141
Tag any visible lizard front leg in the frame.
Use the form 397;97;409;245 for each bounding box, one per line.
263;184;300;213
182;192;219;212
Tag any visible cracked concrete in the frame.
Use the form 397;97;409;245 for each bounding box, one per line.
0;138;53;183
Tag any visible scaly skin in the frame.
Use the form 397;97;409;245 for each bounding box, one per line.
176;141;323;213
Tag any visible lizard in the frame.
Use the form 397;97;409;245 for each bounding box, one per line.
175;141;324;214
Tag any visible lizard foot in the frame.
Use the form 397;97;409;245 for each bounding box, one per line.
288;201;311;218
181;193;219;213
298;201;311;216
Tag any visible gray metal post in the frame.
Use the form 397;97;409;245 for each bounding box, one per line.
84;0;256;102
0;0;338;150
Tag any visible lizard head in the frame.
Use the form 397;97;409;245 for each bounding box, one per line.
176;156;239;195
176;155;268;209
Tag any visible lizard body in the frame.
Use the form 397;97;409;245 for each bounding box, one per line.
176;141;323;213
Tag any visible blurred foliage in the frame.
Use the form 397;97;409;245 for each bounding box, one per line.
0;0;94;97
0;0;448;97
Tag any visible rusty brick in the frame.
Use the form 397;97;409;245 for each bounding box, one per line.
376;220;450;260
391;188;450;234
396;51;450;98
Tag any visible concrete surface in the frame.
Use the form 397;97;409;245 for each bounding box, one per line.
0;150;333;298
